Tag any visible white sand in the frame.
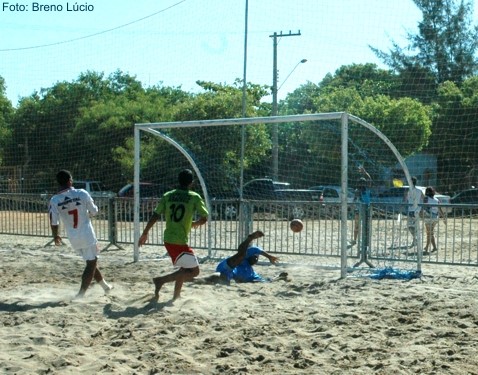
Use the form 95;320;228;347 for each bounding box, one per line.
1;235;478;374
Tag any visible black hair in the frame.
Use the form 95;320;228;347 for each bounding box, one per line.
178;169;194;188
411;176;418;186
425;186;435;197
248;255;259;265
56;170;72;186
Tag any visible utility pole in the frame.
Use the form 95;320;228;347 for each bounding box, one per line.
270;30;301;180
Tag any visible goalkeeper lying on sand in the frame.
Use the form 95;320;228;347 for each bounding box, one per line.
196;231;288;284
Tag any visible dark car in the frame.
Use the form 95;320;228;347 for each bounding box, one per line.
118;182;166;198
117;182;167;221
450;188;478;204
309;185;354;204
450;188;478;214
211;178;321;220
309;185;354;218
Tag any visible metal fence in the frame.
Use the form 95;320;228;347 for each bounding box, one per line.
1;193;477;268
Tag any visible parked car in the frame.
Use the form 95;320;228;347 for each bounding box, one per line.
450;188;478;214
211;178;321;220
118;182;166;199
117;182;167;221
309;185;354;204
74;180;115;198
309;185;355;218
450;188;478;205
371;186;451;214
210;194;240;220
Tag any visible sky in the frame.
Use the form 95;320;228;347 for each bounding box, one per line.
0;0;436;106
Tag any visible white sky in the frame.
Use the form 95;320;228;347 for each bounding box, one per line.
0;0;443;106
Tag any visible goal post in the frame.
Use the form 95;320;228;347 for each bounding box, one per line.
133;112;420;277
133;126;214;262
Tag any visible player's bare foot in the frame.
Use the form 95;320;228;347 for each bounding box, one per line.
74;291;85;300
153;277;164;299
104;285;113;294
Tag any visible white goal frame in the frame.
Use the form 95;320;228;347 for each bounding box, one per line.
134;112;420;277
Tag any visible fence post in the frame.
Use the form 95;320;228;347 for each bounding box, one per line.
102;196;124;251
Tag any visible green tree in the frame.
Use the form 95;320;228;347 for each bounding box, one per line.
280;81;320;115
5;71;152;191
0;76;14;166
319;64;400;98
155;79;272;193
429;78;478;191
371;0;478;88
281;64;433;184
74;84;182;190
370;1;478;189
305;87;431;179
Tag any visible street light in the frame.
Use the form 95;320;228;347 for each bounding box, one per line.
270;31;301;180
278;59;308;91
271;58;307;180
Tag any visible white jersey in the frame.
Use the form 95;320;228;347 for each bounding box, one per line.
423;196;440;218
407;186;424;214
49;187;99;250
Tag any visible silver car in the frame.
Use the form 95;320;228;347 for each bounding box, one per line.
372;186;451;214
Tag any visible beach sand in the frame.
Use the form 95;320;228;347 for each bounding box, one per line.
1;235;478;374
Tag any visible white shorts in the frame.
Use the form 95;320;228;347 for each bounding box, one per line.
165;243;199;269
407;212;418;228
76;244;99;261
174;252;200;269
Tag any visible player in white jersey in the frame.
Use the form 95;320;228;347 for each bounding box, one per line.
404;176;424;247
49;170;112;298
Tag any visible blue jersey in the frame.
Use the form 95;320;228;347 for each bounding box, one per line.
232;247;265;282
355;187;371;205
216;246;266;282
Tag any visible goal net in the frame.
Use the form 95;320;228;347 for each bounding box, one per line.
134;112;421;277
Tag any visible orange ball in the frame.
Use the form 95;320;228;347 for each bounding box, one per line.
290;219;303;233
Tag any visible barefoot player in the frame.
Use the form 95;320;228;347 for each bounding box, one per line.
49;170;112;298
138;169;208;301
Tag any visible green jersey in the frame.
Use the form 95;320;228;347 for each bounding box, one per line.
154;188;208;245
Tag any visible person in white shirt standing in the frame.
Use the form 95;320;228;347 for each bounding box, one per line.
49;170;111;298
404;176;424;247
422;186;447;253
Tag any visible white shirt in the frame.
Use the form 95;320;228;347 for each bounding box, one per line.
423;196;440;217
407;186;424;214
49;187;98;249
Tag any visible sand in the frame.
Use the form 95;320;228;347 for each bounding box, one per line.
1;235;478;375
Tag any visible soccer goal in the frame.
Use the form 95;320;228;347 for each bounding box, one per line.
133;112;421;278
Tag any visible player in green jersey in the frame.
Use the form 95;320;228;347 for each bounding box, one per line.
139;169;209;300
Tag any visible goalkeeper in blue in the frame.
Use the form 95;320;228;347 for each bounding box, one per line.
203;231;284;284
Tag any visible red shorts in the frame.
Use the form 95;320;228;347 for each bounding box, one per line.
164;243;199;269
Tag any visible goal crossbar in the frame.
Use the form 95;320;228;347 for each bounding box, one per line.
133;112;420;277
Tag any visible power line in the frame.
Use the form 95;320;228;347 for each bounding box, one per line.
0;0;187;52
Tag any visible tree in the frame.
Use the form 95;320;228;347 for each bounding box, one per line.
280;81;320;115
5;71;155;191
289;64;433;158
371;0;478;88
0;76;14;166
308;87;431;171
158;79;272;193
280;64;433;185
282;64;399;115
319;64;400;98
429;78;478;191
370;1;478;189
